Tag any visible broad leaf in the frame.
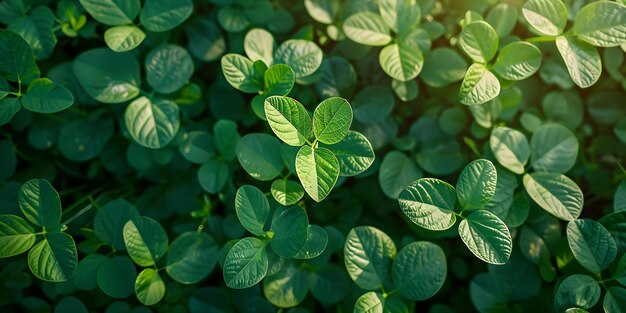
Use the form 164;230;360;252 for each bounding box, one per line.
530;123;578;174
344;226;397;290
79;0;140;26
566;219;617;273
269;205;309;258
270;179;305;206
140;0;193;32
523;172;583;221
166;232;218;284
96;256;136;298
221;53;262;93
379;0;421;34
104;26;145;52
124;97;180;149
244;28;276;66
93;198;140;250
343;12;392;46
21;78;73;113
0;215;35;257
19;178;61;228
236;133;284;181
458;210;512;265
295;145;340;202
420;48;468;87
235;185;270;236
353;292;408;313
325;130;375;177
312;97;353;145
264;64;295;96
492;41;542;81
459;63;500;105
522;0;568;36
392;241;447;301
0;31;40;83
274;40;323;78
28;232;77;282
146;44;194;94
456;159;497;210
379;151;423;199
573;1;626;47
293;225;328;259
459;21;499;63
554;275;601;312
223;237;268;289
123;216;169;267
197;159;229;193
265;96;312;146
556;35;602;88
379;43;424;82
263;261;309;308
0;98;21;126
398;178;457;231
135;268;165;305
490;126;530;174
7;6;57;60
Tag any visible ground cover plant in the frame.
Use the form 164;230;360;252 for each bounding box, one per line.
0;0;625;312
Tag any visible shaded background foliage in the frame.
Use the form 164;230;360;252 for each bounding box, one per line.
0;0;626;312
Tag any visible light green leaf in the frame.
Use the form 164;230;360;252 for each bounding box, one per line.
274;39;323;78
140;0;193;32
124;96;180;149
353;292;408;313
19;178;61;228
523;172;584;221
344;226;397;290
104;26;145;52
555;35;602;88
379;43;424;82
490;126;530;175
293;225;328;259
0;215;35;257
264;64;295;96
223;237;268;289
398;178;456;231
522;0;568;36
392;241;446;301
567;219;617;273
554;275;601;312
295;145;340;202
166;232;218;284
325;130;375;177
236;133;284;181
530;123;579;174
264;96;312;146
379;0;421;34
263;261;309;308
458;210;512;265
459;63;500;105
21;78;73;113
145;44;194;94
573;1;626;47
123;216;169;267
93;198;139;250
456;159;497;210
235;185;270;236
221;53;262;93
270;206;309;258
270;179;304;206
79;0;140;26
304;0;336;24
459;21;499;63
135;268;165;306
244;28;276;66
486;3;518;38
343;12;392;46
0;31;40;83
492;41;542;81
28;232;77;282
313;97;352;145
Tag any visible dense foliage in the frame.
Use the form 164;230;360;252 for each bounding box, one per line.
1;0;626;312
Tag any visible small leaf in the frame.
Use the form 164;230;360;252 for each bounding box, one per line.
264;96;312;146
273;39;323;78
235;185;270;236
270;206;309;258
490;126;530;174
270;180;305;206
458;210;512;265
295;145;340;202
344;226;397;290
522;0;568;36
93;198;139;250
566;219;617;273
236;133;284;181
28;232;77;282
459;63;500;105
223;237;268;289
0;215;36;258
0;98;21;126
343;12;392;46
293;225;328;259
123;216;169;267
556;35;602;88
140;0;193;32
313;97;353;145
492;41;542;81
221;53;262;93
459;21;499;63
263;261;309;308
353;292;408;313
79;0;140;26
379;0;421;34
104;25;145;52
197;159;229;194
573;1;626;47
523;172;584;221
379;151;423;199
530;123;579;174
456;159;497;210
19;178;61;228
554;275;601;312
166;232;218;284
392;241;447;301
244;28;276;66
264;64;295;96
325;130;375;177
135;268;165;306
379;43;424;82
20;78;73;114
0;31;40;84
398;178;457;231
124;96;180;149
145;44;194;94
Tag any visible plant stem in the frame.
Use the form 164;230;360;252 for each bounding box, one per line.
525;36;556;43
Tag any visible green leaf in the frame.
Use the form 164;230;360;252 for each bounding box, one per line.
392;241;447;301
97;256;136;298
140;0;193;32
235;185;270;236
324;130;375;177
0;215;35;257
236;133;284;181
486;3;518;38
456;159;497;210
573;1;626;47
522;0;568;36
79;0;140;26
103;26;145;52
458;210;512;265
269;206;309;258
490;126;530;174
554;275;601;312
344;226;397;290
223;237;268;289
523;172;584;221
263;261;309;308
0;98;21;126
270;179;304;206
492;41;542;81
264;64;295;96
343;12;392;46
379;151;423;199
379;0;421;34
0;31;40;83
123;216;169;267
304;0;336;24
166;232;218;284
398;178;457;231
604;287;626;313
73;254;106;291
264;96;312;146
93;198;140;250
28;232;77;282
379;43;424;82
420;48;468;87
179;131;216;164
186;19;225;62
459;21;499;63
293;224;328;259
20;78;73;113
555;35;602;88
530;123;579;174
73;48;140;103
459;63;500;105
313;97;352;145
7;6;57;60
197;159;229;193
244;28;276;66
145;44;194;94
310;264;350;304
19;178;61;228
353;292;408;313
124;96;180;149
352;85;394;124
221;53;262;93
58;119;113;162
295;145;340;202
566;219;617;273
274;39;323;78
213;119;240;160
135;268;165;306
